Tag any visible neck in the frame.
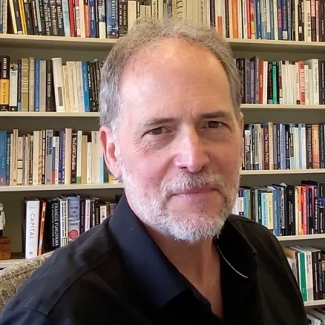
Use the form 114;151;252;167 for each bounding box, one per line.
146;226;220;287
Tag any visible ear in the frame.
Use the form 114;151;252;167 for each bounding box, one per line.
99;125;122;179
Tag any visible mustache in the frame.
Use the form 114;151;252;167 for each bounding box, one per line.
160;169;228;196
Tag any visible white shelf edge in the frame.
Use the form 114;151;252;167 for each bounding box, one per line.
1;170;325;192
277;234;325;242
241;169;325;175
304;300;325;307
0;259;25;268
0;183;124;192
0;105;324;117
0;112;100;117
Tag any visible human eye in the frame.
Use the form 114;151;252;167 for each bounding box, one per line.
147;127;168;135
204;121;226;129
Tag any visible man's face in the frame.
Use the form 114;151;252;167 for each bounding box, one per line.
101;39;243;243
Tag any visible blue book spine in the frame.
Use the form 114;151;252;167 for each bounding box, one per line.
62;0;70;36
82;61;90;112
277;0;283;39
282;0;288;40
0;0;3;33
261;192;267;227
256;0;262;39
67;196;80;240
89;0;96;37
0;131;4;185
52;139;56;182
34;59;40;112
106;0;118;38
17;59;22;111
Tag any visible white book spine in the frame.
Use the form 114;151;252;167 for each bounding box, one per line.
79;0;85;37
85;199;91;231
52;58;65;112
25;199;40;259
66;61;79;112
55;136;60;184
87;142;92;184
9;64;18;108
59;198;69;247
100;205;107;224
17;136;23;185
75;61;85;112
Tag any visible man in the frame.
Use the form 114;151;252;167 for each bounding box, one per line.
0;19;307;325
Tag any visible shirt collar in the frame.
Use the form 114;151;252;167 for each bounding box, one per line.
109;194;257;310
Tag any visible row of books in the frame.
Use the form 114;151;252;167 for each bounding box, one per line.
1;55;325;114
308;308;325;324
211;0;325;42
232;180;325;236
0;128;122;186
236;57;325;105
242;123;325;170
22;194;121;259
284;246;325;302
1;124;324;187
1;0;324;43
0;56;102;112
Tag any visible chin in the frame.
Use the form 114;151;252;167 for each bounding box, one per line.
156;208;229;244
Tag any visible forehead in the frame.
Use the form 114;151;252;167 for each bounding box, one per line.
118;39;233;119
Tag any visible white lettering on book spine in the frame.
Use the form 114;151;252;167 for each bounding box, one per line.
25;200;40;259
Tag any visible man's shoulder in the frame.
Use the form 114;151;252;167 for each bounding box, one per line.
2;218;121;318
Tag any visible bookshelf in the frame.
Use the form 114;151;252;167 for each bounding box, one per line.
0;1;325;316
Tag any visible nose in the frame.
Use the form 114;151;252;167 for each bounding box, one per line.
173;128;209;173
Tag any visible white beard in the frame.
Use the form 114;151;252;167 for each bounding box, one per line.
119;156;241;244
115;135;241;243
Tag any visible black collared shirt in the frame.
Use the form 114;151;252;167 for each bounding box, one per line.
0;194;307;325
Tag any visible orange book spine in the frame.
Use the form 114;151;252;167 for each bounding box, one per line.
232;0;238;38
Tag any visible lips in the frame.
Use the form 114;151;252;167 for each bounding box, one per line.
172;187;216;196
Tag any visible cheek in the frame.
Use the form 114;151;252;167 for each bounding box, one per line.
213;141;241;173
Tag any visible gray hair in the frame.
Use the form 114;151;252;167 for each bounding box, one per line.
99;18;241;131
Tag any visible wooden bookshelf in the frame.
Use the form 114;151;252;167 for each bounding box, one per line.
1;104;325;118
0;34;117;50
0;112;99;117
228;38;325;53
0;183;124;192
304;300;325;308
277;234;325;242
0;169;324;193
1;34;325;54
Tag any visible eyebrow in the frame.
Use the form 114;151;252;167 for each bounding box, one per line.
142;110;233;128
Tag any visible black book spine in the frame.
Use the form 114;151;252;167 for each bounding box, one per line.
39;0;46;34
23;0;34;34
42;0;52;35
306;124;313;169
30;0;40;34
49;0;58;35
45;60;55;112
13;0;23;33
55;0;64;35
